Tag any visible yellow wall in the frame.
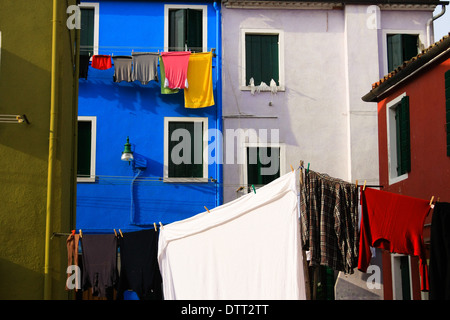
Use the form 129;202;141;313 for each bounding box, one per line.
0;0;78;299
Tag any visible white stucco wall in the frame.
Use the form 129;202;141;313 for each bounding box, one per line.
221;4;433;204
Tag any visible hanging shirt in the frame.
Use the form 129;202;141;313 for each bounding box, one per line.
159;56;179;94
131;52;159;85
429;202;450;299
158;171;306;300
117;229;163;300
184;52;215;108
160;51;190;89
91;55;112;70
81;234;118;298
112;56;133;83
300;170;359;274
358;188;431;291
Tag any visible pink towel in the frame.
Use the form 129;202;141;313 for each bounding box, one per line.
161;51;191;89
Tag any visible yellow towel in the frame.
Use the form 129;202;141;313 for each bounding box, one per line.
184;52;215;108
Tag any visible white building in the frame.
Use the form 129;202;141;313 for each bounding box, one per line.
220;0;446;299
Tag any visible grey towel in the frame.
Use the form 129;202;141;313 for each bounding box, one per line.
132;52;159;85
112;56;133;83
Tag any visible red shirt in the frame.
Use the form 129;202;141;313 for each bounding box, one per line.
91;55;112;70
161;51;191;89
358;188;431;291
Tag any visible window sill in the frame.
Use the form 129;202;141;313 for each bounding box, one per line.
240;85;285;92
388;173;408;185
163;177;209;183
77;176;96;183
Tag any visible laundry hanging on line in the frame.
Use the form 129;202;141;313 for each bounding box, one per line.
300;169;359;274
184;52;215;109
428;202;450;299
91;54;112;70
157;171;306;300
160;51;190;89
358;187;431;291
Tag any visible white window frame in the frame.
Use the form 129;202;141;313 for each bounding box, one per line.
164;4;208;52
77;116;97;183
386;92;408;185
382;30;424;75
79;2;100;56
242;142;286;193
163;117;209;182
240;28;285;92
391;254;413;300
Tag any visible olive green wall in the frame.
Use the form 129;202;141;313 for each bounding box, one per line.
0;0;78;299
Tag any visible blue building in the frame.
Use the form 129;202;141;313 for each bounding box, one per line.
76;0;222;232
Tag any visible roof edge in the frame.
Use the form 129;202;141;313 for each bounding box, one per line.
362;34;450;103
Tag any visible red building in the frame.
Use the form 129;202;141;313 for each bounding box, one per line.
362;33;450;300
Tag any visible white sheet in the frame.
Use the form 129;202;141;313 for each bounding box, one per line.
157;171;306;300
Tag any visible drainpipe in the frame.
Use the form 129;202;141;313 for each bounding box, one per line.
213;2;223;207
44;0;60;300
427;4;446;46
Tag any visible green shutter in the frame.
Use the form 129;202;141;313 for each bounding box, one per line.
247;147;280;189
169;9;186;51
445;70;450;156
186;9;202;52
168;121;203;178
387;34;418;73
396;96;411;175
77;121;92;177
402;34;418;62
169;9;202;52
245;34;279;86
387;34;403;72
80;8;94;56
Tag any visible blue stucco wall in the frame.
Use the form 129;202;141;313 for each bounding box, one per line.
76;0;221;232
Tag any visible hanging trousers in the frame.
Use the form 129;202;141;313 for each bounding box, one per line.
429;202;450;299
66;234;80;290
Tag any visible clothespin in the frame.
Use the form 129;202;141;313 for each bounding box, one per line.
236;186;244;192
430;196;434;206
363;180;367;191
252;185;256;194
204;206;210;213
154;223;158;232
114;229;117;237
159;222;164;229
71;230;75;236
355;180;358;188
119;229;123;237
290;165;294;172
307;163;310;174
79;229;83;238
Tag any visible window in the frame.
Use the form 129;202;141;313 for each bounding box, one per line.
77;116;96;182
387;93;410;184
164;5;207;52
247;147;280;187
164;117;208;182
391;254;413;300
241;29;284;91
445;70;450;156
387;34;419;73
79;2;99;56
243;143;285;192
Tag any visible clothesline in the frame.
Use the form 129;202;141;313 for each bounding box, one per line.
80;45;217;57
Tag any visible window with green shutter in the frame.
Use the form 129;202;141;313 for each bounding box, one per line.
395;96;411;176
246;147;280;190
80;7;95;56
168;121;204;178
387;34;418;73
445;70;450;156
77;117;96;182
245;34;279;87
168;8;203;52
